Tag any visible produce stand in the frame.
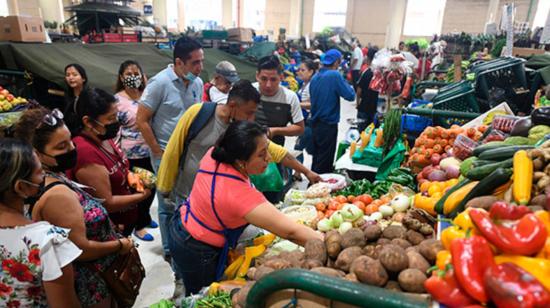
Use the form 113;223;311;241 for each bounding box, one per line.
246;269;428;308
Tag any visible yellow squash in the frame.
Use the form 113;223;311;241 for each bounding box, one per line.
443;181;479;215
236;245;266;278
349;141;357;158
253;233;276;246
224;255;245;280
512;150;533;205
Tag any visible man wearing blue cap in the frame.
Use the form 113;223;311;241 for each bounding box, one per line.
309;49;356;173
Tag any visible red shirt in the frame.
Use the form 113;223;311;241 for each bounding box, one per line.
69;135;136;226
180;148;267;247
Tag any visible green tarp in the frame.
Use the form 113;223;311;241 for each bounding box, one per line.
0;42;259;92
526;53;550;84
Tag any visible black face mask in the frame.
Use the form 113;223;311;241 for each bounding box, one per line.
95;120;120;140
44;148;77;173
21;176;46;206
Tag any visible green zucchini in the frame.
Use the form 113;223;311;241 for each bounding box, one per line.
471;159;497;167
466;158;513;180
449;168;512;218
478;145;535;161
434;178;472;214
472;141;506;156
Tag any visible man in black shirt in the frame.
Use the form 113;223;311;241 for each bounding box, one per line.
356;48;379;132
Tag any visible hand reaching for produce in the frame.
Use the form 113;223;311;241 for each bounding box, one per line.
305;170;322;184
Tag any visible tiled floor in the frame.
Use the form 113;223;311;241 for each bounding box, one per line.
133;98;357;307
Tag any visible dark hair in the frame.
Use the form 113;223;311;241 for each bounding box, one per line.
173;36;202;63
14;107;65;153
227;80;260;105
301;59;319;73
367;48;378;62
211;121;267;164
257;55;282;74
115;60;145;93
0;138;37;201
64;63;88;95
74;88;117;132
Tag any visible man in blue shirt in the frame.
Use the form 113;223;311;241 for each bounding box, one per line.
309;49;356;173
136;36;204;298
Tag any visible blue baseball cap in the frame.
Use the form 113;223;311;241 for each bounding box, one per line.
322;49;342;65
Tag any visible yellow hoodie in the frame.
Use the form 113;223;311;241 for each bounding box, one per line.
157;103;288;194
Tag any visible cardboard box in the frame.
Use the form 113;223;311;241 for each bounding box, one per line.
227;27;253;42
512;47;545;58
0;16;45;42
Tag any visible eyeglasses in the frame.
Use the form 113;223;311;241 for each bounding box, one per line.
37;108;64;129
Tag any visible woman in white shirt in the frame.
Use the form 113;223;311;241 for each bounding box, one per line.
0;138;82;307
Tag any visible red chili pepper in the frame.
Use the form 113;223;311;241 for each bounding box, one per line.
484;262;550;308
469;208;548;255
424;267;477;308
450;235;494;304
489;201;532;220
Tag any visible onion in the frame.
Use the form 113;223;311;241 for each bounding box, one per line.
422;165;434;179
443;165;460;179
317;218;333;232
392;212;406;222
370;212;383;221
431;153;441;166
330;211;344;228
428;169;447;182
378;205;394;217
390;195;410;212
440;157;461;170
342;204;364;222
338;222;353;234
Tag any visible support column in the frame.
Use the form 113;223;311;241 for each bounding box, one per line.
301;0;314;37
177;0;186;33
221;0;233;28
7;0;18;15
289;0;302;36
486;0;500;24
384;0;407;49
38;0;65;24
153;0;167;27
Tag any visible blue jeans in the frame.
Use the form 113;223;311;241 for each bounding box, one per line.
150;156;175;258
169;215;220;296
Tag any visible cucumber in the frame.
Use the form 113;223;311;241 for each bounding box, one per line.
472;141;506;157
466;158;513;180
478;145;535;161
434;179;472;214
471;159;497;167
449;168;512;218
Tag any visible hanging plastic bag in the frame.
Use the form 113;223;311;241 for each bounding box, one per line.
250;162;284;192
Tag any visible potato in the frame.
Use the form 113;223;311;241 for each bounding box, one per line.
305;239;327;264
384;280;402;292
419;223;434;236
341;228;367;248
362;245;377;258
302;259;324;269
405;246;420;253
364;224;382;241
377;238;391;245
279;250;305;268
392;212;406;223
325;231;343;258
465;196;499;211
344;272;358;282
351;256;388;287
402;216;422;231
263;258;292;270
406;250;430;273
246;267;257;280
398;269;427;293
382;225;407;240
335;246;363;272
326;257;335;268
311;267;345;278
232;281;255;308
379;244;409;273
406;229;425;245
391;238;412;249
418;239;444;263
530;194;547;208
253;266;274;280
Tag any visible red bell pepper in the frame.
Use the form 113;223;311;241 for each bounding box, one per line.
450;235;494;304
469;208;548;255
424;267;477;308
489;201;531;220
484;262;550;308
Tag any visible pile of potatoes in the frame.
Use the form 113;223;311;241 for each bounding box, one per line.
234;214;443;304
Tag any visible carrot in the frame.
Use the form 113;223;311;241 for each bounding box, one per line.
444;145;452;152
424;139;435;149
418;154;429;165
440;130;449;139
374;129;384;147
435;126;445;136
424;127;435;139
477;125;488;133
433;144;443;154
451;124;460;130
439;139;448;148
467;127;476;137
449;130;457;139
424;148;434;158
448;138;455;146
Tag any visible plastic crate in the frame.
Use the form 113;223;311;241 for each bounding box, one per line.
401;114;433;133
432;81;480;113
201;30;228;40
470;57;527;100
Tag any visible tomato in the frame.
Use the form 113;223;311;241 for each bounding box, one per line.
360;194;374;205
352;201;366;212
380;195;391;204
328;201;339;211
315;202;326;211
316;211;325;219
365;204;379;215
325;210;335;218
335;195;347;203
347;195;356;203
336;203;344;210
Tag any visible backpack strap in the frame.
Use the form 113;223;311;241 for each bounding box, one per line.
178;102;218;171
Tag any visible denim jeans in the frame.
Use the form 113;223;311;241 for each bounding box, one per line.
169;215;221;296
150;156;174;257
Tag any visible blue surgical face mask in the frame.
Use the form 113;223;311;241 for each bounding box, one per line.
184;72;197;82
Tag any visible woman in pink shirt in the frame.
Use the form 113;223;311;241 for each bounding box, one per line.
168;121;322;295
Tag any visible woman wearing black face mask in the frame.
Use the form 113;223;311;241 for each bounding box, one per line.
68;88;151;239
0;138;82;307
14;106;135;307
